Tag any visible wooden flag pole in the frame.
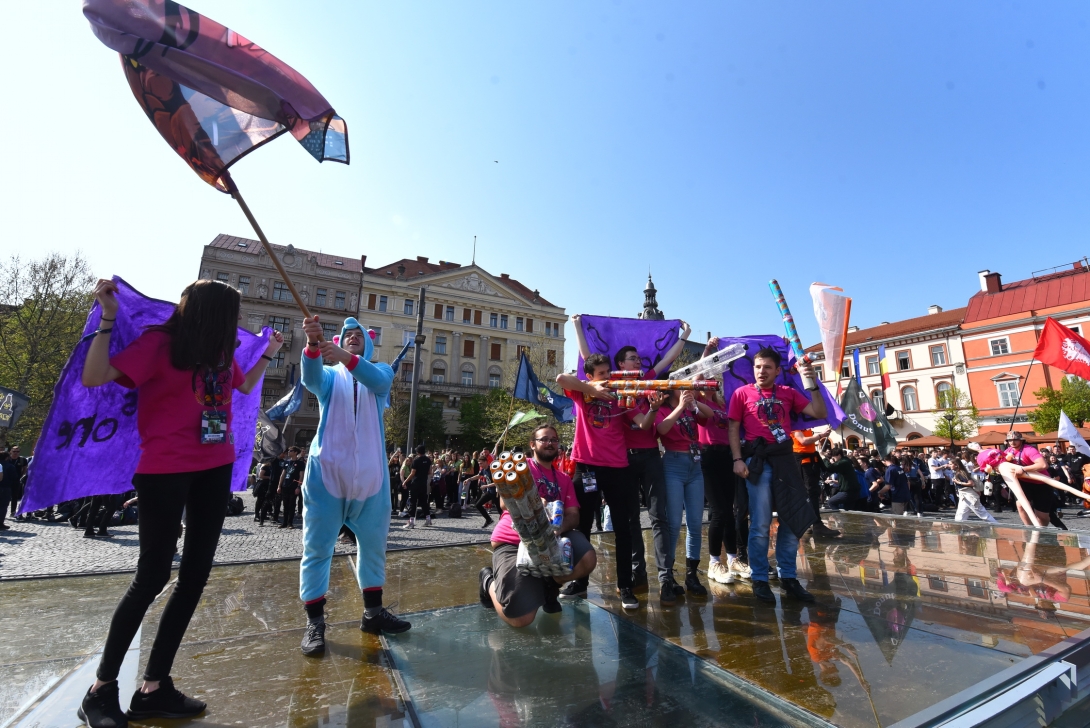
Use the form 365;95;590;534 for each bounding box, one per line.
223;172;319;337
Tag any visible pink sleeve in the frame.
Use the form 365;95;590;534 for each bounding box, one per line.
726;389;746;421
231;359;245;389
790;388;812;414
109;331;163;389
559;474;578;510
1026;447;1044;463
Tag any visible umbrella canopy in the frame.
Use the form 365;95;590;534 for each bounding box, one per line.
900;435;958;448
966;431;1010;446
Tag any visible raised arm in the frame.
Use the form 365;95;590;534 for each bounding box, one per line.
238;330;283;394
82;279;124;387
656;321;692;373
571;314;591;359
797;359;827;420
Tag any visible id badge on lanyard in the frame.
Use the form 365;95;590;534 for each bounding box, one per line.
582;470;598;493
197;368;232;445
201;411;229;444
760;391;790;444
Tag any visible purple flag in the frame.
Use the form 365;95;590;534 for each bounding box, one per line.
84;0;348;192
20;278;270;513
576;316;682;380
716;335;845;431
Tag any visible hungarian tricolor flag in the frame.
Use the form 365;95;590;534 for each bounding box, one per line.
1033;318;1090;380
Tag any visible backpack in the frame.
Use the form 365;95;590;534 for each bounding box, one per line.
448;500;462;518
227;495;244;516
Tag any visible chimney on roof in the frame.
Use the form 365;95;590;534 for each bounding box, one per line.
500;273;510;279
928;305;943;314
847;326;859;333
983;271;1002;294
396;264;405;279
1075;260;1085;271
417;256;428;263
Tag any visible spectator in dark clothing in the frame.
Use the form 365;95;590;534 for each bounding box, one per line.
254;461;273;525
277;447;305;529
864;459;886;512
0;450;15;530
822;449;860;511
884;455;910;515
403;445;434;529
8;446;28;519
268;451;288;523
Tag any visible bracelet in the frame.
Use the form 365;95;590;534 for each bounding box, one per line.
261;354;273;362
100;317;115;322
733;457;744;462
95;327;113;335
306;341;320;347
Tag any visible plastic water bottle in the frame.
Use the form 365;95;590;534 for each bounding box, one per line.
559;536;573;572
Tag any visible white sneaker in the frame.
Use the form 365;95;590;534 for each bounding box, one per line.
403;521;415;530
708;561;734;584
729;559;752;580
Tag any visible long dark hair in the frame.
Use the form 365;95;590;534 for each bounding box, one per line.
152;280;241;371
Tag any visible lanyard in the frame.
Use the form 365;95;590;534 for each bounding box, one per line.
756;385;778;421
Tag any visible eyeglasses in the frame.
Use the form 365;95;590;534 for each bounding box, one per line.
623;355;641;362
534;437;560;444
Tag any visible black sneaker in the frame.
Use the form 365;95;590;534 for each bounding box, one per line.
479;567;495;608
559;580;587;599
659;581;677;607
78;681;128;728
812;522;841;538
619;587;639;610
670;574;686;596
300;618;326;656
543;580;563;614
752;581;776;603
781;578;815;602
126;677;205;720
360;607;412;634
632;570;649;592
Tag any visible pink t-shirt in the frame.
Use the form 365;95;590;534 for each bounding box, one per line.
565;387;629;468
698;399;732;446
726;384;810;443
623;398;660;450
656;406;702;452
111;330;245;474
1003;445;1043;468
490;459;579;546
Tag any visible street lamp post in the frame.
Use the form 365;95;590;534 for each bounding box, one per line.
944;412;956;451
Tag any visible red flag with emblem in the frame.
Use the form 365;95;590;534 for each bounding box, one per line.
1033;318;1090;379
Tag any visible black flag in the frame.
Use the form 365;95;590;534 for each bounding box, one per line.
839;376;897;455
0;387;30;430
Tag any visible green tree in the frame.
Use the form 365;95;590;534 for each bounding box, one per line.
384;394;447;451
1028;377;1090;433
0;253;95;449
930;386;979;441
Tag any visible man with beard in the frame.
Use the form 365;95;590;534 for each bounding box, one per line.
296;316;411;657
479;424;597;627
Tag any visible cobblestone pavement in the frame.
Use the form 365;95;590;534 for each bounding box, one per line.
0;491;655;579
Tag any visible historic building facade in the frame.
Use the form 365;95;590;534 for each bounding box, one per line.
198;236;566;445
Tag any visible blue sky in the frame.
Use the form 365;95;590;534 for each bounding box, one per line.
3;2;1088;370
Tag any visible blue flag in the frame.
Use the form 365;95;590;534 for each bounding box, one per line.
265;365;303;421
513;354;574;423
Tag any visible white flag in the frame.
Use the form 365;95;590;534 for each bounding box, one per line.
1058;410;1090;458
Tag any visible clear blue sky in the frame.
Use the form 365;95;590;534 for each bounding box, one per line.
3;2;1088;370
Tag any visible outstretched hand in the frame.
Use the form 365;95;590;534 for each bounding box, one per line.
318;340;352;365
302;316;324;345
93;279;119;318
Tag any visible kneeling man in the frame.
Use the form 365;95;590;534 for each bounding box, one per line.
479;425;597;627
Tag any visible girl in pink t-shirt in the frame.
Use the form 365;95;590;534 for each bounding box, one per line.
79;279;283;725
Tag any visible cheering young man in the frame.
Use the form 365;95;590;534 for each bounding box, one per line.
728;346;825;604
479;425;597;627
296;316;411;657
557;354;641;610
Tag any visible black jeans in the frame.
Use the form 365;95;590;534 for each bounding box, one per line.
9;480;22;516
575;463;636;589
84;495;113;534
702;446;738;559
475;488;497;520
281;483;299;525
97;463;232;682
797;455;822;520
626;448;669;582
409;480;430;518
0;485;9;527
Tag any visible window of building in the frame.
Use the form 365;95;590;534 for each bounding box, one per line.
517;345;530;359
446;306;454;321
500;314;509;329
490;343;501;360
461;366;474;386
463;339;475;358
866;356;879;375
368;293;377;310
489;373;501;388
841;362;851;379
871;390;884;410
272;281;291;301
936;381;953;407
334;291;345;310
238;276;250;295
989;338;1010;356
922;533;941;552
314;288;327;307
544;322;552;336
547;350;557;366
845;436;860;449
370;327;381;346
474;310;482;325
930;345;947;366
404;298;413;316
321;322;338;341
902;385;918;411
527;318;534;333
271;350;286;368
379;295;387;312
434;336;447;355
269;315;290;333
463;308;472;323
1071;325;1081;335
516;317;524;332
216;272;229;283
896;351;911;370
307;394;318;412
402;330;415;347
967;578;986;598
490;313;498;328
431;363;445;384
262;390;279;408
433;303;443;319
928;575;947;591
997;380;1020;408
814;365;824;381
401;362;413;382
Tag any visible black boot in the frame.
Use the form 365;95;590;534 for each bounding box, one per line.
685;559;707;597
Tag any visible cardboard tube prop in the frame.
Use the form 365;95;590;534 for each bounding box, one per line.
583;379;722;408
668;343;748;381
769;279;817;390
491;452;571;578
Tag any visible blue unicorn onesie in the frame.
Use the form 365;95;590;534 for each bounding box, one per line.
297;316;410;656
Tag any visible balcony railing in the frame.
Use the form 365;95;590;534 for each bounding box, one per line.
391;379;496;397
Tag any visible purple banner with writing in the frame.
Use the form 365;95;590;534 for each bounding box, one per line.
716;335;845;431
576;316;682;379
20;277;269;513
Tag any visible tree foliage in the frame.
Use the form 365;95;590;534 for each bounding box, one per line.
1028;377;1090;432
384;394;447;452
0;253;95;449
929;386;979;441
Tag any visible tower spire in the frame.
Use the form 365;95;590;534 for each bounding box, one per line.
639;272;664;320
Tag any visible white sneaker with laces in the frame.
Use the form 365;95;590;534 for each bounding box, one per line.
708;561;734;584
729;559;752;580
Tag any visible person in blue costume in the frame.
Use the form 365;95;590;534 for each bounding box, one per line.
297;315;411;656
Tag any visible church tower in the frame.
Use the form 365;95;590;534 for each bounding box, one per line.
638;273;665;320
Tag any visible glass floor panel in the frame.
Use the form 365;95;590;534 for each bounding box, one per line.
384;601;831;728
